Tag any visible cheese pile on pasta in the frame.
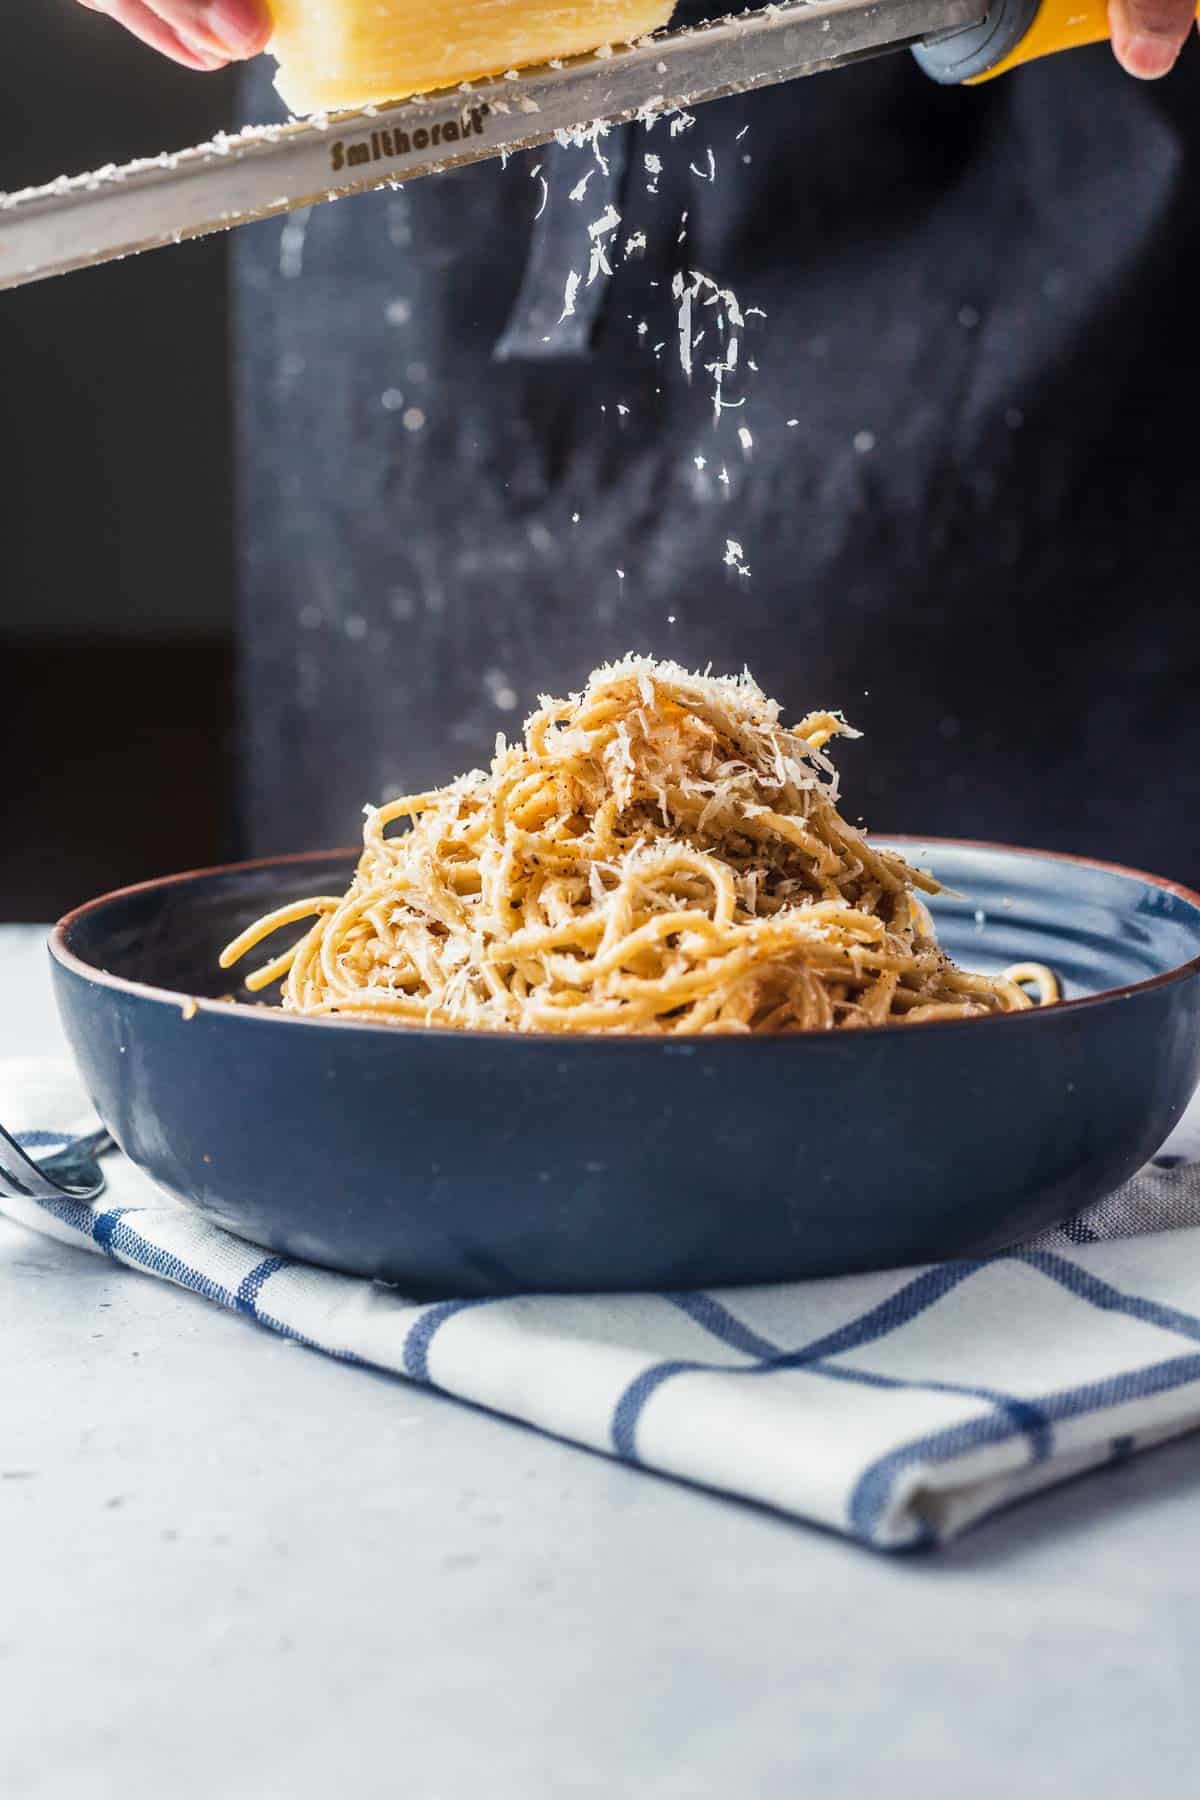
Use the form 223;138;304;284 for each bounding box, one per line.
220;657;1047;1033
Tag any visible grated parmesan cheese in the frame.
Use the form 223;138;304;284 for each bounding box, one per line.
586;203;621;283
560;269;580;320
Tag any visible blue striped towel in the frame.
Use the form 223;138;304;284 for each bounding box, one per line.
5;1055;1200;1550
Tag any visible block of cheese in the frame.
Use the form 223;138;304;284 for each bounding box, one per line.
268;0;676;115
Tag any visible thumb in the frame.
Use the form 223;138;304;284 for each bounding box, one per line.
1108;0;1194;76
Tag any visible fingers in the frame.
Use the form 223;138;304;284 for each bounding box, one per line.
195;0;274;56
1108;0;1195;77
80;0;272;69
81;0;225;69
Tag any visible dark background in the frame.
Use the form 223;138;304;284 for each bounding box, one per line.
1;6;237;920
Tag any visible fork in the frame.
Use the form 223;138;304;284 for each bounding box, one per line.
0;1122;112;1203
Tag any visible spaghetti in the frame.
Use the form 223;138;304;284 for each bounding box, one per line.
220;657;1058;1033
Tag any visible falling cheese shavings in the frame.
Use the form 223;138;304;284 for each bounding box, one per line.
531;167;549;220
704;285;744;329
586;204;622;283
633;97;668;131
553;119;613;175
568;170;595;203
671;271;695;379
724;538;751;577
570;132;768;582
588;204;621;238
641;100;696;138
560;269;581;321
670;271;758;425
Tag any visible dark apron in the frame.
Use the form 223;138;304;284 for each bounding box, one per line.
233;47;1200;879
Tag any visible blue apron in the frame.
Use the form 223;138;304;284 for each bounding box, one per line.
233;47;1200;879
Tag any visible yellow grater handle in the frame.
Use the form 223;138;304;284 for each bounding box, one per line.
971;0;1119;79
914;0;1195;81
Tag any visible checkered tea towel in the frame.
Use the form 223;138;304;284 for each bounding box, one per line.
5;1055;1200;1550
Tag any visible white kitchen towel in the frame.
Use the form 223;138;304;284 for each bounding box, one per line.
5;1054;1200;1550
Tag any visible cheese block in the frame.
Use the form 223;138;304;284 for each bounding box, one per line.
268;0;676;115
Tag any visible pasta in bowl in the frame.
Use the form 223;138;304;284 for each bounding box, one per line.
220;656;1056;1034
47;660;1200;1293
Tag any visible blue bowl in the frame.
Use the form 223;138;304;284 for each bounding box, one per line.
49;841;1200;1296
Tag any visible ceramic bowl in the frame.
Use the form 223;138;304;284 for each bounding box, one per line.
48;841;1200;1295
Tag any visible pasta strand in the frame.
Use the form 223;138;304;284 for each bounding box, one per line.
220;658;1059;1034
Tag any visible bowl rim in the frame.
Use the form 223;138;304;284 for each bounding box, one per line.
48;837;1200;1046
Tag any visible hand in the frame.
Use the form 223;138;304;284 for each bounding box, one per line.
76;0;272;71
1109;0;1197;77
